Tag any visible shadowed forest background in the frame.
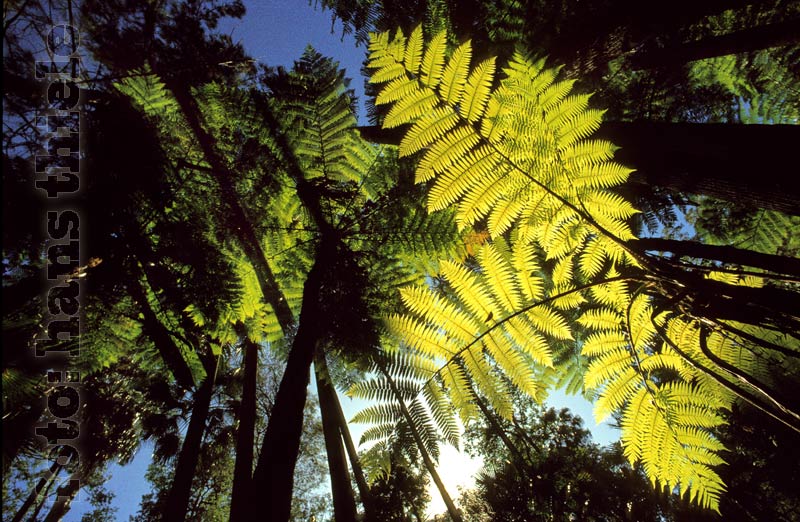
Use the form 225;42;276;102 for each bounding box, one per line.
3;1;800;521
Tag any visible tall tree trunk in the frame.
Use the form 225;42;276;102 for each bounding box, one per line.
333;383;375;518
314;349;358;522
379;364;463;522
165;82;295;333
629;17;800;70
250;252;326;522
229;330;259;522
42;472;81;522
162;353;218;521
128;274;196;390
599;122;800;215
10;448;67;522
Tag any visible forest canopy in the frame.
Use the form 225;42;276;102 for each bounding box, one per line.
3;0;799;521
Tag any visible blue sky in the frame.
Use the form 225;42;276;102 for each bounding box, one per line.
63;2;620;519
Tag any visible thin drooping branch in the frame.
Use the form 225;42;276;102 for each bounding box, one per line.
696;327;800;426
651;312;800;434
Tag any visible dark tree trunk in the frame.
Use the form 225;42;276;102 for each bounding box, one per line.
544;0;755;77
334;383;375;518
630;237;800;277
42;472;81;522
166;82;295;333
229;331;259;522
598;122;800;215
28;469;57;521
250;253;326;522
162;354;218;522
314;349;358;522
10;448;67;522
379;365;463;522
471;389;529;471
629;17;800;70
128;276;196;390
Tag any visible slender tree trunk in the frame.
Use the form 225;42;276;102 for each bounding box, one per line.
10;450;66;522
379;365;463;522
165;82;295;333
630;237;800;277
315;349;358;522
250;252;326;522
128;275;196;390
629;17;800;70
230;330;259;522
42;473;81;522
162;353;218;521
334;383;375;518
28;470;57;521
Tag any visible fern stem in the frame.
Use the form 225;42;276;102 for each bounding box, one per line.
696;326;800;427
428;275;640;387
377;360;464;522
650;312;800;434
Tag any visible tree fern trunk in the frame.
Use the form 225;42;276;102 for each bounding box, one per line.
165;82;295;333
128;275;196;390
379;365;463;522
334;383;375;518
251;254;325;522
163;354;218;521
230;330;259;522
315;349;358;522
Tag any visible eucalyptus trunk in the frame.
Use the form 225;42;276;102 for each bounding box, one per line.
334;382;375;518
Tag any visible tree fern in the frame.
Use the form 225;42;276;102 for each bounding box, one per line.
365;26;770;511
